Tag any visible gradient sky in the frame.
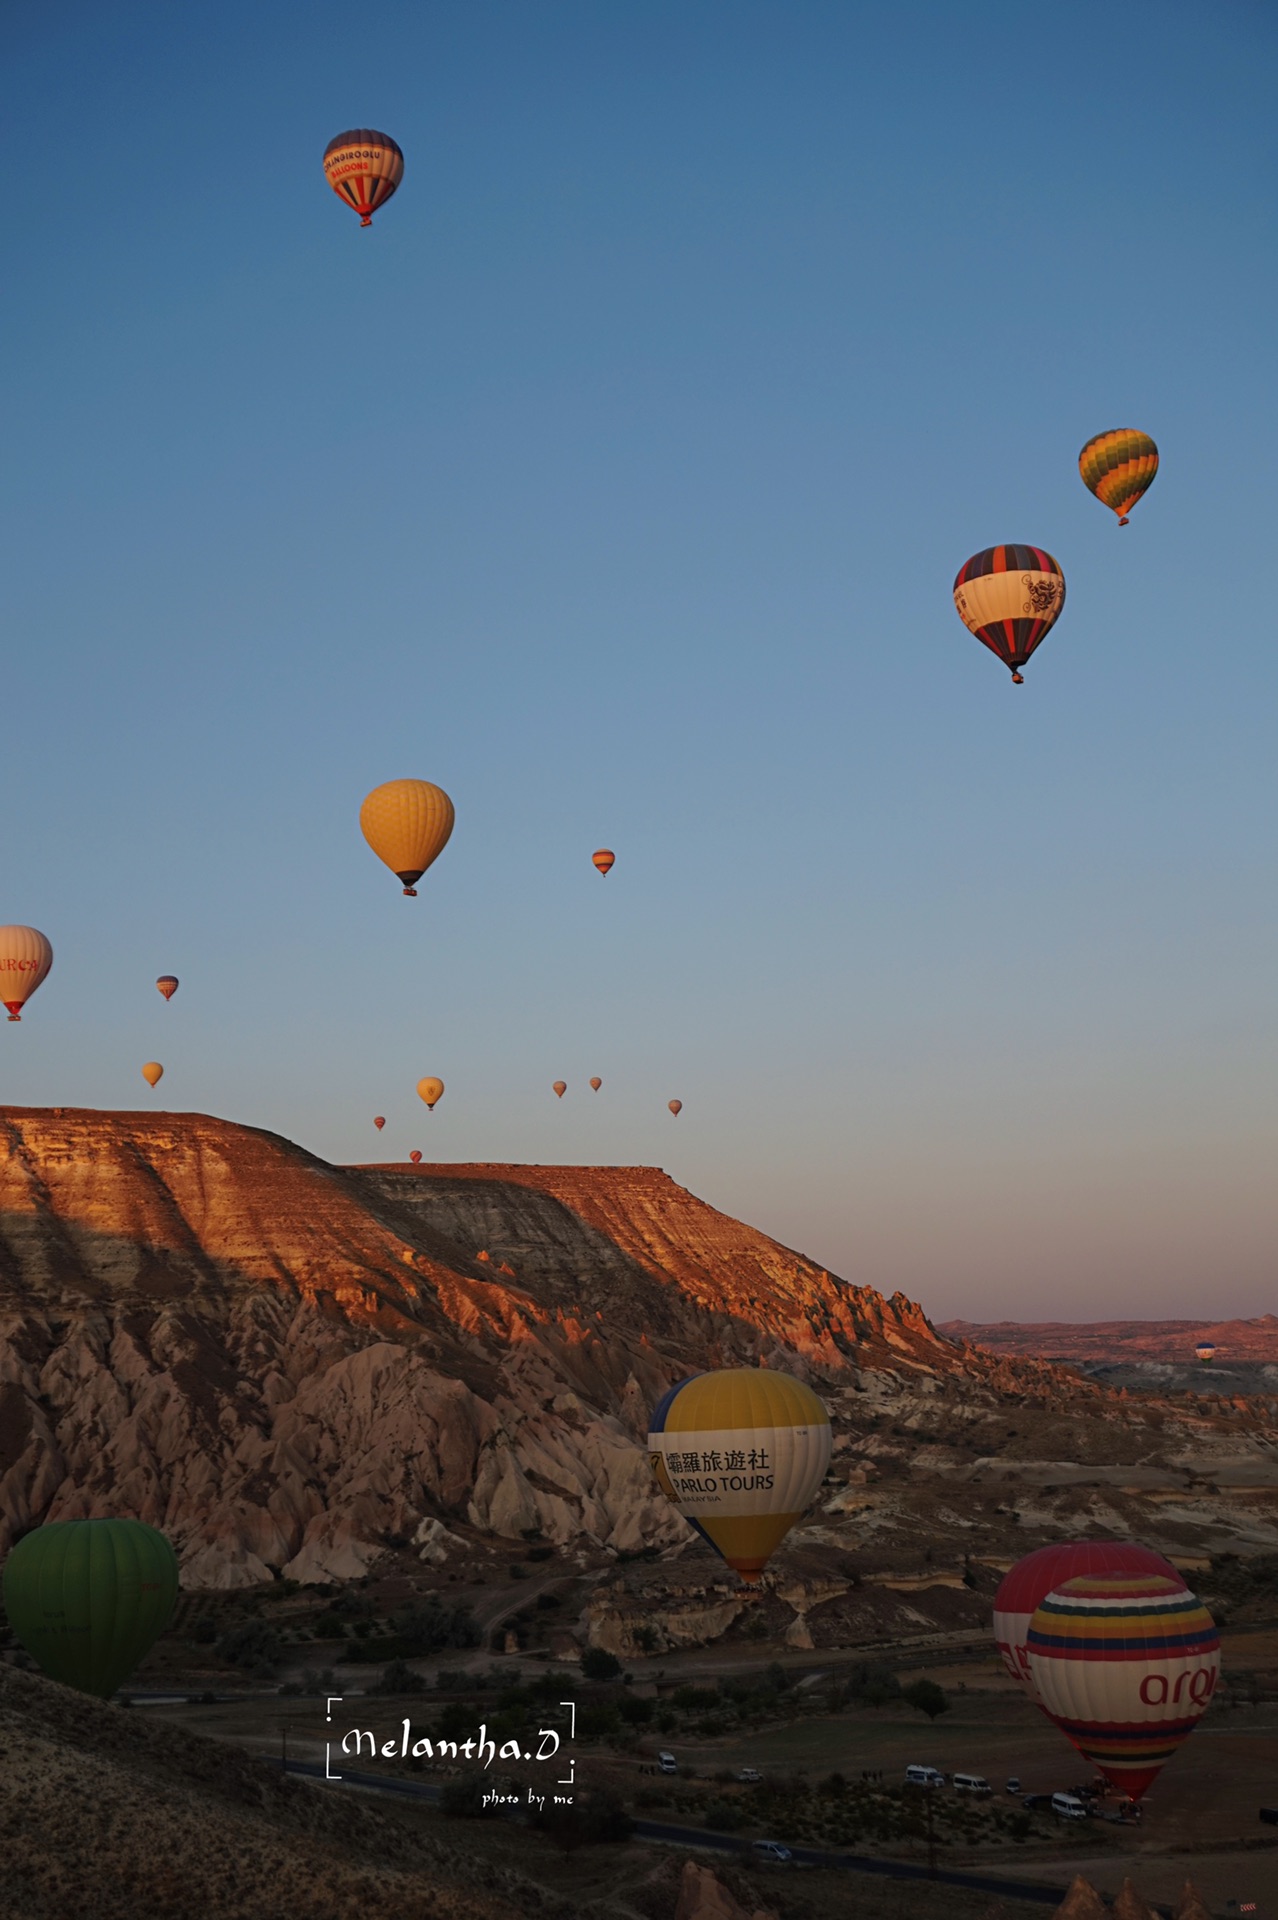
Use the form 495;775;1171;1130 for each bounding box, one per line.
3;2;1276;1321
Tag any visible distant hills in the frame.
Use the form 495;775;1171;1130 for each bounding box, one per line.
940;1316;1278;1366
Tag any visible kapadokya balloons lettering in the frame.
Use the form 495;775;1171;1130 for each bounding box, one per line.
141;1062;163;1089
1027;1571;1219;1801
2;1518;179;1698
323;129;404;227
409;1149;422;1164
0;926;52;1022
589;1076;602;1091
648;1368;831;1582
360;779;455;896
953;546;1066;683
994;1541;1177;1699
552;1081;567;1098
668;1099;682;1116
373;1115;386;1131
592;849;615;876
417;1077;444;1110
1079;429;1158;526
156;975;179;1002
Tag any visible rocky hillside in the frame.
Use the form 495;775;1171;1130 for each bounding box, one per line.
1;1108;1275;1596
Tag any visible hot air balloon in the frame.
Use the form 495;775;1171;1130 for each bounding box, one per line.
2;1518;179;1698
141;1062;163;1089
994;1541;1177;1698
360;779;455;897
0;926;52;1023
1194;1342;1217;1364
592;850;615;876
417;1077;444;1110
1027;1571;1219;1801
409;1150;422;1164
1079;429;1158;527
648;1369;831;1583
373;1116;386;1131
323;129;404;227
589;1077;602;1091
668;1099;682;1116
156;975;179;1002
953;546;1066;683
552;1081;567;1098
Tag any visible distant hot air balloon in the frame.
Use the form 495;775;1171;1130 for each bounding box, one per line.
373;1116;386;1131
953;546;1066;683
592;850;615;876
0;925;52;1023
1079;429;1158;526
141;1062;164;1089
1194;1342;1217;1364
156;975;179;1002
668;1099;682;1116
552;1080;567;1098
323;129;404;227
994;1541;1177;1699
649;1369;831;1583
360;779;455;897
2;1518;179;1698
589;1077;602;1091
417;1076;444;1110
1027;1571;1219;1801
409;1150;422;1164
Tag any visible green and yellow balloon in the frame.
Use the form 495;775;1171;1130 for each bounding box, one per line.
1079;428;1158;526
2;1518;179;1697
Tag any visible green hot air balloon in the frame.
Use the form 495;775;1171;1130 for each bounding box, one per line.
2;1518;179;1697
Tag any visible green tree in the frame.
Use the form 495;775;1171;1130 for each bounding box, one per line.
581;1646;622;1681
902;1679;950;1721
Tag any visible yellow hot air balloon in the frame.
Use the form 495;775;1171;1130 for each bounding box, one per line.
552;1080;567;1098
360;780;455;897
668;1099;682;1116
589;1076;602;1091
0;925;53;1022
141;1062;163;1088
417;1076;444;1110
648;1369;831;1582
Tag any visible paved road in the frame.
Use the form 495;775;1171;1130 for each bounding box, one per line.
270;1757;1069;1903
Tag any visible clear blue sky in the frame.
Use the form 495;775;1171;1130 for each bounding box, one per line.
3;1;1275;1320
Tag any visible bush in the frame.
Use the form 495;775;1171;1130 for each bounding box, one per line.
440;1776;492;1818
581;1647;622;1682
216;1620;284;1679
532;1786;632;1853
369;1659;428;1695
902;1679;951;1722
393;1599;480;1656
191;1615;217;1645
617;1692;653;1724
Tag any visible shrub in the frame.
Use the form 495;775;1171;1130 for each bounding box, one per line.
532;1786;632;1853
902;1679;950;1722
581;1647;622;1682
369;1659;428;1695
216;1620;284;1679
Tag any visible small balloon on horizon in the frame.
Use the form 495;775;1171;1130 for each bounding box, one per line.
141;1062;164;1089
668;1099;682;1116
373;1116;386;1131
156;975;179;1002
589;1077;602;1091
552;1081;567;1099
592;849;615;876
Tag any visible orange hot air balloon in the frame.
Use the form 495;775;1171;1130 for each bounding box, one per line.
592;850;615;876
360;779;455;897
0;926;53;1022
589;1077;602;1091
141;1062;163;1088
417;1077;444;1110
323;129;404;227
552;1081;567;1098
409;1150;422;1164
373;1116;386;1131
156;975;179;1002
668;1099;682;1116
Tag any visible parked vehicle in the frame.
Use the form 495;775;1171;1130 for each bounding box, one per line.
904;1765;946;1787
1005;1776;1021;1794
751;1841;793;1864
657;1751;678;1775
1051;1792;1090;1821
953;1773;992;1797
1021;1793;1051;1811
738;1768;763;1784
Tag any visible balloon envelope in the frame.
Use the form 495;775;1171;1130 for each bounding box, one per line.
994;1541;1177;1699
2;1518;179;1698
648;1368;831;1582
1027;1572;1219;1801
323;129;404;226
360;780;455;896
668;1099;682;1116
592;849;615;875
1079;428;1158;525
373;1116;386;1130
589;1077;602;1091
953;546;1065;681
156;975;179;1001
1194;1343;1216;1362
409;1150;422;1164
0;925;53;1022
552;1081;567;1098
141;1062;163;1088
417;1077;445;1109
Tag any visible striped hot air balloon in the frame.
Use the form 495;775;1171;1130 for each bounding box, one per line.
1079;429;1158;526
323;129;404;227
648;1369;831;1583
1026;1572;1220;1802
592;850;615;876
994;1541;1177;1699
953;546;1066;683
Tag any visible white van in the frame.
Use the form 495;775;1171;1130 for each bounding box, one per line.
1051;1791;1089;1820
953;1773;992;1796
656;1751;678;1775
904;1765;945;1787
751;1841;793;1864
